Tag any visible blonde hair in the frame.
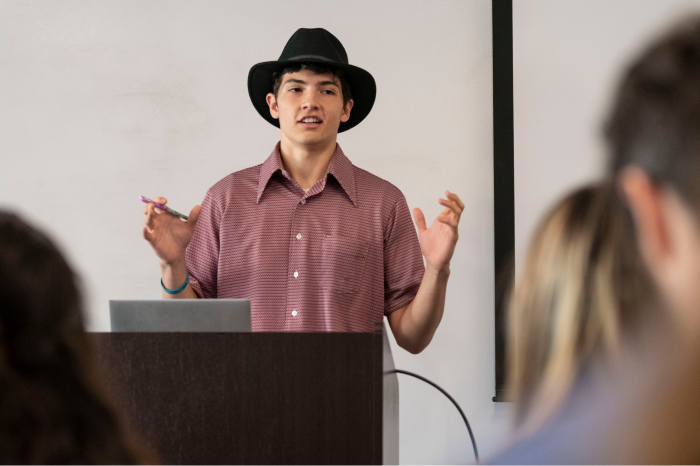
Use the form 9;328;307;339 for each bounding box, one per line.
507;183;650;434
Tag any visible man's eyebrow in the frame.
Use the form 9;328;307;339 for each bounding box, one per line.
317;80;340;88
282;78;339;88
283;78;307;86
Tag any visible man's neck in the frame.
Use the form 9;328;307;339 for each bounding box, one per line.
278;136;337;190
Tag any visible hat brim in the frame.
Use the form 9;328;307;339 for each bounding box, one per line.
248;59;376;133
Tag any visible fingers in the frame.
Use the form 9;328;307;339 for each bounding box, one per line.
438;192;464;214
412;207;428;233
437;199;460;217
187;205;202;228
446;191;464;210
142;226;154;242
437;190;464;223
437;210;459;229
152;196;167;213
143;196;168;214
144;203;158;230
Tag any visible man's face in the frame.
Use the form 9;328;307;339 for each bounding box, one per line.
266;70;353;150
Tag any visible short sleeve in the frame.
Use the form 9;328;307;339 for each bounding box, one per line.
383;195;425;315
185;189;222;298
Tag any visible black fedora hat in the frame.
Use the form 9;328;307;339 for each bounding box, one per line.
248;28;376;133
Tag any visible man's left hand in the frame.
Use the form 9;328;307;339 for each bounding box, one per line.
412;191;464;274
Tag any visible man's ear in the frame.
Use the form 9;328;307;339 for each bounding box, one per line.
340;99;354;123
266;93;279;120
618;166;673;271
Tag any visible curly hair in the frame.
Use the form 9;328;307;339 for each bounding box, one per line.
0;211;152;464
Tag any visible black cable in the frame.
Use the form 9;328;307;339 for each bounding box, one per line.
391;369;479;464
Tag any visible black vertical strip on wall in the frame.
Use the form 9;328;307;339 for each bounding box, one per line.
492;0;514;403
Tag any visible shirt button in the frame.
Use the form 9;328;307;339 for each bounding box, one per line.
292;309;297;317
300;199;306;204
293;271;299;278
296;233;302;240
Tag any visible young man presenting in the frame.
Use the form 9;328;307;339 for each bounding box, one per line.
142;28;463;354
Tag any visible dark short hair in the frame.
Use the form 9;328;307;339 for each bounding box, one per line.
606;17;700;209
272;63;353;106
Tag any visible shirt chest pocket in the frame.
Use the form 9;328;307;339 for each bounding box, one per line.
320;234;369;294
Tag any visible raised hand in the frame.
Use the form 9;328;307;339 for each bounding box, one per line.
412;191;464;274
142;196;202;267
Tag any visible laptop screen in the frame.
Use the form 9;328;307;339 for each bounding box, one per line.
109;299;251;332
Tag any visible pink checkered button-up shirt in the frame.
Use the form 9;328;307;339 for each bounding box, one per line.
186;143;425;332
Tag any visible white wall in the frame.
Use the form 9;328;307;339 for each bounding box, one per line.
513;0;700;269
0;1;502;463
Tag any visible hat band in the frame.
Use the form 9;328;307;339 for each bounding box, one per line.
284;54;339;63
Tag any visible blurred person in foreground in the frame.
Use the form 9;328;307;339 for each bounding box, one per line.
0;211;152;464
506;183;653;437
492;15;700;464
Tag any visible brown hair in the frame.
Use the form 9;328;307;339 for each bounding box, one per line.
506;184;652;433
0;211;153;464
272;63;353;106
606;16;700;210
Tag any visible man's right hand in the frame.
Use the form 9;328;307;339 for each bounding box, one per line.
142;196;202;267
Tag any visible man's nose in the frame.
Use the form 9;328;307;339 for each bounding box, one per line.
301;91;319;110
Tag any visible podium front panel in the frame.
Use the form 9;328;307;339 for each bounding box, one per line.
93;331;396;465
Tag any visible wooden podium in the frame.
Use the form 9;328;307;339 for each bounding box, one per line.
92;324;399;465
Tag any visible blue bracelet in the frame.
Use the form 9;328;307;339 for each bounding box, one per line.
161;271;189;294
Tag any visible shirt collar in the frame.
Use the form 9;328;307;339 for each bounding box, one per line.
256;142;358;207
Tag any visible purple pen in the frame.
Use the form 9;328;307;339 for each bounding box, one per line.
140;196;189;220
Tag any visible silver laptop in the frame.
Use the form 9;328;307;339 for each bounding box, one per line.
109;299;251;332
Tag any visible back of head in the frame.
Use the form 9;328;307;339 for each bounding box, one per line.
606;16;700;209
0;213;83;379
507;184;651;433
603;16;700;463
496;16;700;465
0;211;149;464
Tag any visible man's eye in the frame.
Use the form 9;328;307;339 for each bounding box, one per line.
323;90;335;95
288;87;301;92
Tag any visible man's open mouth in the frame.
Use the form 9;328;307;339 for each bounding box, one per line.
299;117;322;124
